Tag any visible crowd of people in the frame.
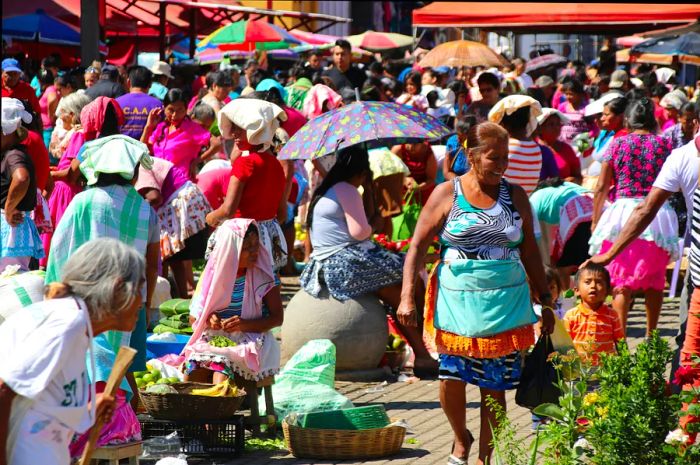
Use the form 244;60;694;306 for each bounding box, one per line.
1;37;699;465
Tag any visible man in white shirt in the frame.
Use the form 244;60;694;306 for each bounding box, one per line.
587;136;700;385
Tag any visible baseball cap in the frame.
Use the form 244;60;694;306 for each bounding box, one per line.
100;64;120;80
1;58;22;73
609;70;628;89
150;61;173;79
535;75;554;88
584;92;624;117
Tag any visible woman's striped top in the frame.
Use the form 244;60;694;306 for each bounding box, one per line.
504;138;542;196
439;177;523;261
690;186;700;287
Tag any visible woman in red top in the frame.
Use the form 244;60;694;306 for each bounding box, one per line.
391;141;437;205
536;108;582;184
206;98;289;271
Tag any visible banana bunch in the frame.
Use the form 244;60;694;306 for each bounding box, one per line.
190;378;238;397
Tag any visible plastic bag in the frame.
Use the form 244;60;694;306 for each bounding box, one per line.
155;455;188;465
392;188;421;241
550;315;575;354
141;431;181;458
515;335;561;410
259;339;353;419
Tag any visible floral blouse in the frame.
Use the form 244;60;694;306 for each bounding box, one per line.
603;133;672;200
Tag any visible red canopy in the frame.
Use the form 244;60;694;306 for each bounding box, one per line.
412;3;700;34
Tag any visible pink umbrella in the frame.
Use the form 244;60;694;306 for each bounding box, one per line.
288;29;339;45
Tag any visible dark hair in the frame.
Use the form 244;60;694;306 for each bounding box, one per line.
476;72;500;90
465;121;509;159
650;83;669;99
38;68;54;86
94;172;134;187
290;64;313;81
500;106;531;133
249;70;267;90
447;79;468;96
456;115;477;135
561;79;585;95
604;96;628;115
681;102;699;116
534;176;565;192
422;68;437;80
404;71;422;93
19;99;42;133
55;71;81;91
244;224;259;239
361;77;384;101
625;88;647;101
426;90;439;108
334;39;352;53
368;61;384;75
42;55;61;70
127;65;153;89
209;71;233;88
575;262;611;292
641;71;658;89
526;87;547;108
307;145;371;229
164;88;188;107
99;101;121;137
192;101;215;123
544;266;563;293
625;98;657;131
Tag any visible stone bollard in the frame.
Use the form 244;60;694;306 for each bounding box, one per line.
281;289;389;380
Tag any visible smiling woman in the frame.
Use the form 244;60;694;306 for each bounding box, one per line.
399;122;554;465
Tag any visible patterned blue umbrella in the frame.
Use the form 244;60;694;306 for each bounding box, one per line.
278;101;452;160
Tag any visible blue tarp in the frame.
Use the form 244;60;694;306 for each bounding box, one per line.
2;9;80;46
631;32;700;57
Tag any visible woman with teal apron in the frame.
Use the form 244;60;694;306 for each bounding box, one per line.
398;122;555;465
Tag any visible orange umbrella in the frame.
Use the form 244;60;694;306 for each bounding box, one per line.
418;40;508;68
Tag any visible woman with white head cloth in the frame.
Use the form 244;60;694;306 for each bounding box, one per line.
1;98;44;272
0;238;145;465
206;97;289;271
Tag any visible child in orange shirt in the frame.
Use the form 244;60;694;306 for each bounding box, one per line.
563;263;625;365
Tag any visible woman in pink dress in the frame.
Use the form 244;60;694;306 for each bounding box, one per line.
142;88;211;180
557;79;590;152
42;97;124;265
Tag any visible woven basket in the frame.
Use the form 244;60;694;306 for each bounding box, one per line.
282;418;406;459
140;382;246;421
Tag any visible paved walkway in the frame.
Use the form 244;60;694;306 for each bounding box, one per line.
222;282;682;465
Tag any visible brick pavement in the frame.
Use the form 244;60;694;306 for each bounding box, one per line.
216;283;681;465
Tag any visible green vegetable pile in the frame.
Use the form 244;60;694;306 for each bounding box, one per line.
209;335;237;347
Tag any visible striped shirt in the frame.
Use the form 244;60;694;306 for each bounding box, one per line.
690;185;700;287
504;138;542;196
563;303;624;365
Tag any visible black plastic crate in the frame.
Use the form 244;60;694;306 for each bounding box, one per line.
138;414;245;457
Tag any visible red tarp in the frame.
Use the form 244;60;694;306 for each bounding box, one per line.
412;3;700;34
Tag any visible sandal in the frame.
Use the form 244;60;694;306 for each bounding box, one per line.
448;431;475;465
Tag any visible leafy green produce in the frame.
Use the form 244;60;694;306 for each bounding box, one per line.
209;335;237;347
145;383;177;394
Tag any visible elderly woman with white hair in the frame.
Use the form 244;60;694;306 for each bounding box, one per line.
1;98;45;272
206;98;289;270
0;238;145;465
48;92;91;164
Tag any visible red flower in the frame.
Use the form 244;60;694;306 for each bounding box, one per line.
673;366;700;386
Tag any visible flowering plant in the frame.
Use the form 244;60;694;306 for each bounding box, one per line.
664;356;700;463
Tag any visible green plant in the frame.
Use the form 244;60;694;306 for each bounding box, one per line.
486;396;538;465
533;352;594;465
585;332;679;465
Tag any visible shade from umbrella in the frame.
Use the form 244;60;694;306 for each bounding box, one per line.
630;32;700;65
346;30;414;51
198;20;301;52
525;53;567;72
419;40;508;68
2;9;80;45
278;101;451;160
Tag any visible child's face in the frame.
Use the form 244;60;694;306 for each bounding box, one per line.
548;280;561;299
575;271;609;308
239;232;260;269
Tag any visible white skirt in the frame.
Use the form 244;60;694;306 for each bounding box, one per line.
589;197;679;261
